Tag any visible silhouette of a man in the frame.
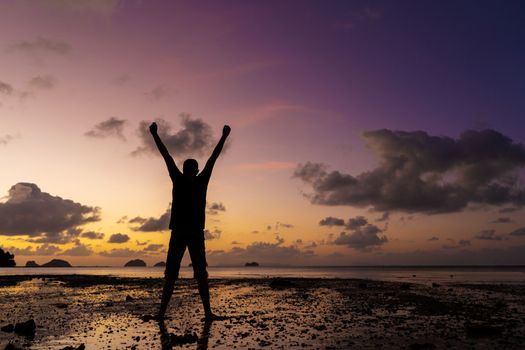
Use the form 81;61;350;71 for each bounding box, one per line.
150;121;230;321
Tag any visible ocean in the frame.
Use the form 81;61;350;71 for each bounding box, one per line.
1;266;524;285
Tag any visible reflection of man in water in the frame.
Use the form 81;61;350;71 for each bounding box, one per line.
150;121;231;321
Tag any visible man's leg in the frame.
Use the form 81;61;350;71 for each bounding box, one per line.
158;233;186;318
188;235;215;320
158;277;176;318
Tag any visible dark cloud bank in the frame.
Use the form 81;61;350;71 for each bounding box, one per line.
294;129;525;214
0;183;100;243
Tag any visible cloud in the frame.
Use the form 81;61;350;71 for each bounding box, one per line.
509;227;525;236
376;212;390;222
319;216;345;226
60;240;93;256
3;243;61;256
132;114;215;158
80;231;105;240
475;229;505;241
442;239;471;249
334;6;383;30
84;117;127;140
294;129;525;214
204;227;222;240
276;222;294;229
25;0;123;17
347;216;368;230
27;75;56;90
0;134;16;146
369;245;525;265
207;237;315;266
236;161;296;171
206;202;226;215
143;244;163;252
0;183;100;243
0;81;14;95
428;236;439;241
145;85;170;100
490;217;512;224
108;233;130;243
99;248;141;258
9;36;72;56
113;74;130;85
499;207;520;213
130;208;170;232
333;220;387;251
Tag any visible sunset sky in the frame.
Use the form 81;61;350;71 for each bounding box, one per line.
1;0;524;266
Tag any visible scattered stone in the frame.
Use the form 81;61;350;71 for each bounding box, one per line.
465;323;503;338
400;283;410;290
4;343;24;350
126;295;134;302
269;279;295;289
60;344;85;350
14;319;36;337
432;283;440;288
1;324;14;332
170;332;198;345
409;342;437;349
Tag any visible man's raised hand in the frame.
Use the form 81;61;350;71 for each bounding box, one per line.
223;125;231;137
149;122;158;134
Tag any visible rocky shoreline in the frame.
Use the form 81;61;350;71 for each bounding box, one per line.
0;275;524;349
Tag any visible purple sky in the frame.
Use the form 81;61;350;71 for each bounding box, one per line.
0;0;524;266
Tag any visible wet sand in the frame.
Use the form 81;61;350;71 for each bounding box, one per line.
0;275;524;349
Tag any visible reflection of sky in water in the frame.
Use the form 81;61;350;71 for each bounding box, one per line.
1;266;524;285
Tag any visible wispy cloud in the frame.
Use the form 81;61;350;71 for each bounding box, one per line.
8;36;72;56
0;134;17;146
236;161;295;171
27;75;57;90
2;243;61;256
0;81;14;95
84;117;127;140
144;85;170;100
23;0;123;17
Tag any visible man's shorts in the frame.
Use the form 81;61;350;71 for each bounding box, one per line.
164;230;208;280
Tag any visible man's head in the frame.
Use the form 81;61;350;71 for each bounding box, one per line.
183;159;199;176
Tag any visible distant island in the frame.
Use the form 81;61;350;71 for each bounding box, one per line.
245;262;260;267
41;259;72;267
25;261;40;267
124;259;146;267
154;261;166;267
0;248;16;267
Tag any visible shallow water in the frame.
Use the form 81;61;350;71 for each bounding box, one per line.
1;266;524;285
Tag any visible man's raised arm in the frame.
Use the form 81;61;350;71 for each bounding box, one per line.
202;125;231;177
149;122;181;176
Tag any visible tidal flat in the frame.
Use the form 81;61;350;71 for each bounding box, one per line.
0;275;524;349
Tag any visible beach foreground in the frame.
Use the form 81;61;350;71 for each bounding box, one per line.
0;276;524;349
